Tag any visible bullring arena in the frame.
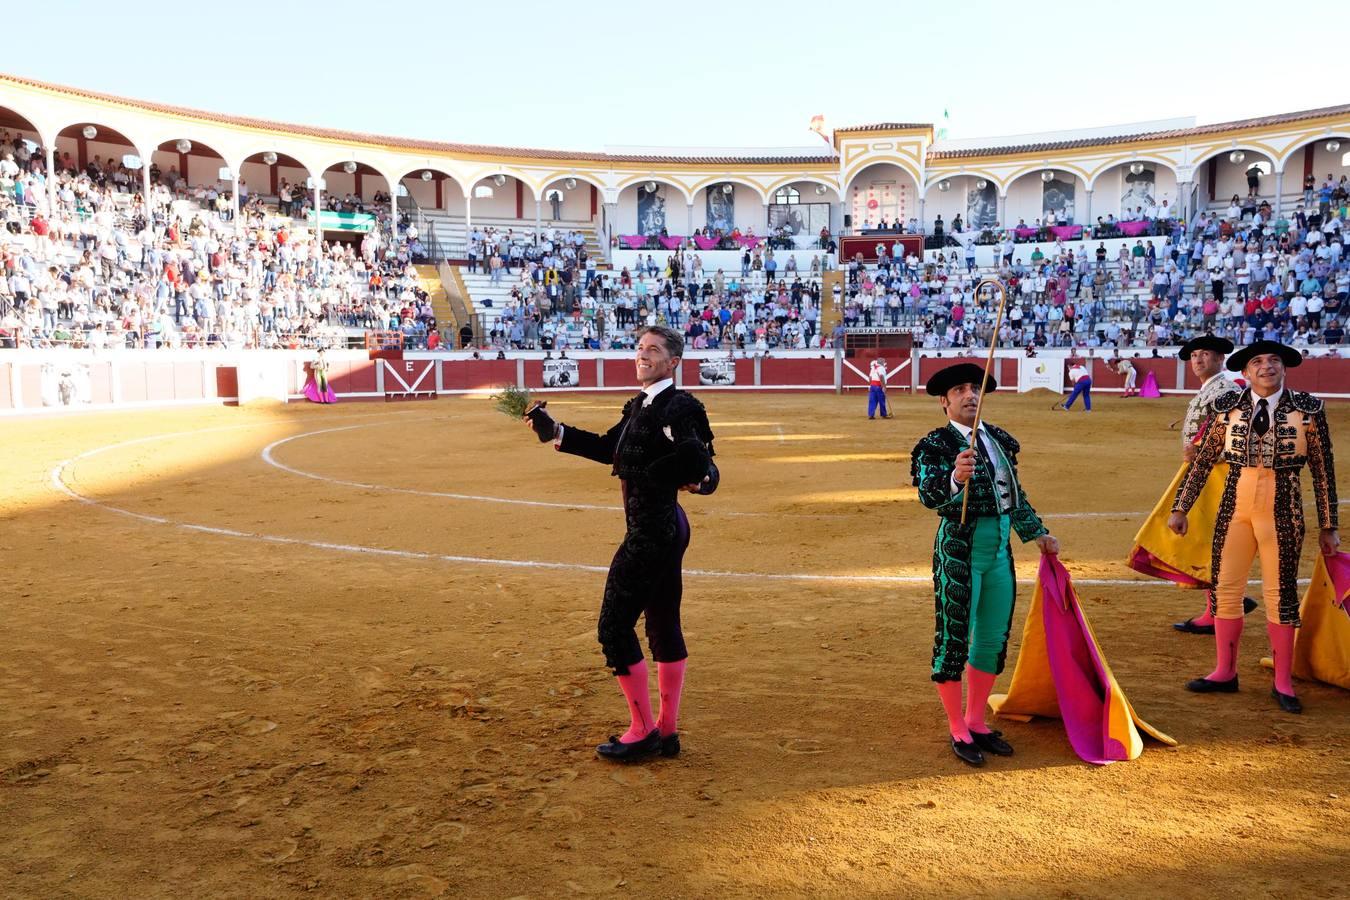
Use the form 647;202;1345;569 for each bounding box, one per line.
4;27;1350;900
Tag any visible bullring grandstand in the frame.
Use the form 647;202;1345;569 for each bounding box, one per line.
2;8;1348;896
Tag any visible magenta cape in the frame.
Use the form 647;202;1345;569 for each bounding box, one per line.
990;555;1176;764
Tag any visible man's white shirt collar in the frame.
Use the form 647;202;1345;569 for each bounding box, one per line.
948;420;986;441
1252;387;1283;410
642;378;674;405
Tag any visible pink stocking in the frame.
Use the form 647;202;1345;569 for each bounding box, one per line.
936;680;971;742
614;659;655;743
964;666;997;735
1192;590;1216;627
1266;622;1296;696
656;660;686;738
1208;617;1243;681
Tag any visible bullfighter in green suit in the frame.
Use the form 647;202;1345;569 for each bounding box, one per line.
910;363;1061;767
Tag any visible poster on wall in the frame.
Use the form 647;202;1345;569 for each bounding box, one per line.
699;358;735;385
542;357;579;387
851;181;908;231
966;181;998;229
1121;168;1155;220
1042;177;1076;223
637;185;666;236
40;361;92;407
769;202;830;236
706;185;735;233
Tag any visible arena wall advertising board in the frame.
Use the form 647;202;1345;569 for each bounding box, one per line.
699;358;736;385
1018;357;1066;393
542;357;580;387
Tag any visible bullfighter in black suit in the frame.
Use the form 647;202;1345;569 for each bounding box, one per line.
525;326;719;762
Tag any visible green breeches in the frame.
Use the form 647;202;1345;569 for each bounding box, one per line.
931;514;1017;681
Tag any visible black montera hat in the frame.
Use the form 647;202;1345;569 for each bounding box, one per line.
1226;340;1302;371
1179;334;1235;360
926;362;997;396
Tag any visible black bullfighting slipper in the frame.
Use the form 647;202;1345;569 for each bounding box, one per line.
596;729;661;762
951;737;985;767
1185;675;1239;693
659;733;681;758
1173;617;1216;635
1271;689;1303;715
969;729;1014;757
1242;596;1258;616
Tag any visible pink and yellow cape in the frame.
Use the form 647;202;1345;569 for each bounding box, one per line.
1261;552;1350;690
990;555;1176;764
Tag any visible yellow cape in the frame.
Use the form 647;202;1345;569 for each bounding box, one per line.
1128;461;1230;586
1260;554;1350;690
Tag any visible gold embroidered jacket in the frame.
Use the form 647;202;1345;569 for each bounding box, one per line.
1173;388;1338;531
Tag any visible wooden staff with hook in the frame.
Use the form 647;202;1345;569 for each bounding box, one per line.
960;277;1012;526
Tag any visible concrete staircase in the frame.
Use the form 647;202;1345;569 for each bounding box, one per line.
412;264;456;330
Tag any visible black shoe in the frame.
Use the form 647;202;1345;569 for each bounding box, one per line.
1242;596;1259;616
1271;688;1303;714
596;729;661;762
951;737;985;767
1173;617;1216;635
969;728;1014;757
659;733;680;758
1185;676;1239;693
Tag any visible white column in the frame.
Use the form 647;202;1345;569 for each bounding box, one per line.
917;198;926;232
142;165;152;213
313;179;322;233
390;182;398;248
686;203;694;235
535;199;542;233
1273;170;1283;218
231;171;240;225
465;193;473;235
997;194;1006;228
762;203;769;231
603;202;617;262
45;144;56;214
1083;189;1093;226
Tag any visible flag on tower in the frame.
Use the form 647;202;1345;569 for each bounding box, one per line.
809;115;831;144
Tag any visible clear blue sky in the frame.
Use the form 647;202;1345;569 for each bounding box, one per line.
8;1;1346;151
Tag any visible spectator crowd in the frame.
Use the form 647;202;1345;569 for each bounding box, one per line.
3;125;1348;356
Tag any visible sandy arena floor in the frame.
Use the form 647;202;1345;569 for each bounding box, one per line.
2;388;1348;899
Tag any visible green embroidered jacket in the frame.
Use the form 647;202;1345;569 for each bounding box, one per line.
910;422;1048;542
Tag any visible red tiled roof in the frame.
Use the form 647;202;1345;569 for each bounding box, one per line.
6;72;1346;167
0;72;838;166
834;122;932;133
927;103;1350;159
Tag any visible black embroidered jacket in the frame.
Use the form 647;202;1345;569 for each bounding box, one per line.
557;386;717;489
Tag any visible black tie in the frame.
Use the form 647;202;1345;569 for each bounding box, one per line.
1252;398;1270;437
